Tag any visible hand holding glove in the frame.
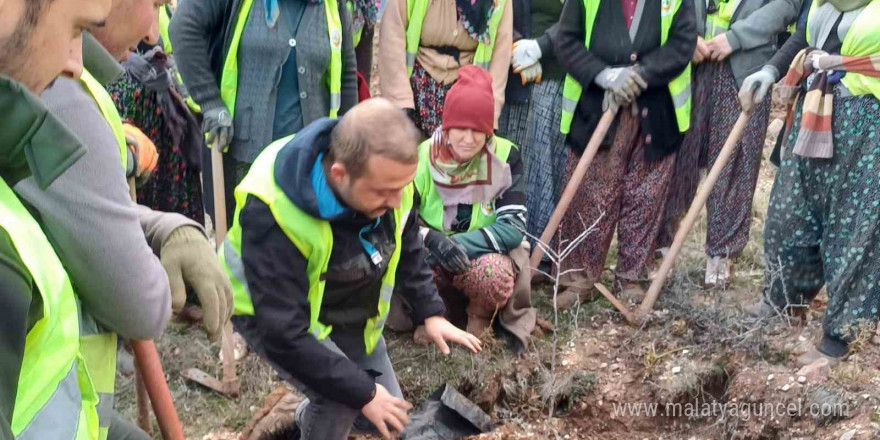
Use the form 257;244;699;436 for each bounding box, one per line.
519;62;543;85
511;39;542;73
738;65;778;113
595;67;648;105
423;229;471;274
161;226;234;341
203;107;233;152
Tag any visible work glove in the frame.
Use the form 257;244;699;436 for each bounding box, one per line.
595;67;647;105
160;226;234;341
423;229;471;275
123;123;158;186
202;106;233;152
738;65;778;113
511;39;542;73
519;62;543;85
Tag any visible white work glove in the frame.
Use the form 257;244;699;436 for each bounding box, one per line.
519;62;543;85
738;65;778;113
511;39;542;73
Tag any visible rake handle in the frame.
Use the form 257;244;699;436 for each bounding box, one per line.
529;109;617;272
638;111;752;316
211;145;240;396
132;340;186;440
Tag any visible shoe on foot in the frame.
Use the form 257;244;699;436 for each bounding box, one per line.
705;256;733;288
649;248;671;280
796;348;842;367
619;282;646;303
744;299;777;318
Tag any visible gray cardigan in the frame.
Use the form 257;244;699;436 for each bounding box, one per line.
696;0;802;87
170;0;358;162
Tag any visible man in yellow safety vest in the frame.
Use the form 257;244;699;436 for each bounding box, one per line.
220;99;481;440
0;0;111;437
12;1;234;439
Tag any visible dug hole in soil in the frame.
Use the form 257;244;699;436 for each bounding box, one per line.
115;90;880;440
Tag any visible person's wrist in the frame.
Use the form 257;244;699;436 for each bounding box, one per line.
164;226;207;248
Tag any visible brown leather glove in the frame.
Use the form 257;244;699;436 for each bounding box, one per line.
160;226;233;341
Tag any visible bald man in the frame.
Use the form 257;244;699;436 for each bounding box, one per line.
219;99;481;440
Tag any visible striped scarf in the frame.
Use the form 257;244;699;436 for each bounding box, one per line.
428;129;512;230
778;48;880;158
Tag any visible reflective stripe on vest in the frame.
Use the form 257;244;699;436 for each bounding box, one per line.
159;4;173;54
79;69;126;438
806;0;880;100
705;0;736;39
414;137;515;233
561;0;692;134
219;136;413;354
80;69;127;170
404;0;507;75
220;0;344;119
0;177;99;440
79;313;118;440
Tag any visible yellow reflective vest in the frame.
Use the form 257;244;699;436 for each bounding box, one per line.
806;0;880;100
705;0;736;39
404;0;507;75
77;68;126;440
219;136;413;354
560;0;693;134
414;137;515;233
80;69;127;171
2;177;100;440
220;0;344;119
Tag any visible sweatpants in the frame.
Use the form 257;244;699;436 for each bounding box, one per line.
558;109;676;288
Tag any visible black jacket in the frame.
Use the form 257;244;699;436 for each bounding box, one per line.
236;119;444;410
555;0;696;160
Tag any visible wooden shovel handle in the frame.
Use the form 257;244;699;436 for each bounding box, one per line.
210;144;240;396
638;111;752;316
529;109;617;272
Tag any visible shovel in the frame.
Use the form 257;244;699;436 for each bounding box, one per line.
180;144;240;397
637;111;752;319
529;109;617;272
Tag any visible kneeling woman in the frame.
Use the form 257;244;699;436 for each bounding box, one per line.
413;66;535;351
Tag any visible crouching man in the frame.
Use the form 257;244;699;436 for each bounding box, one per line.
220;98;482;440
